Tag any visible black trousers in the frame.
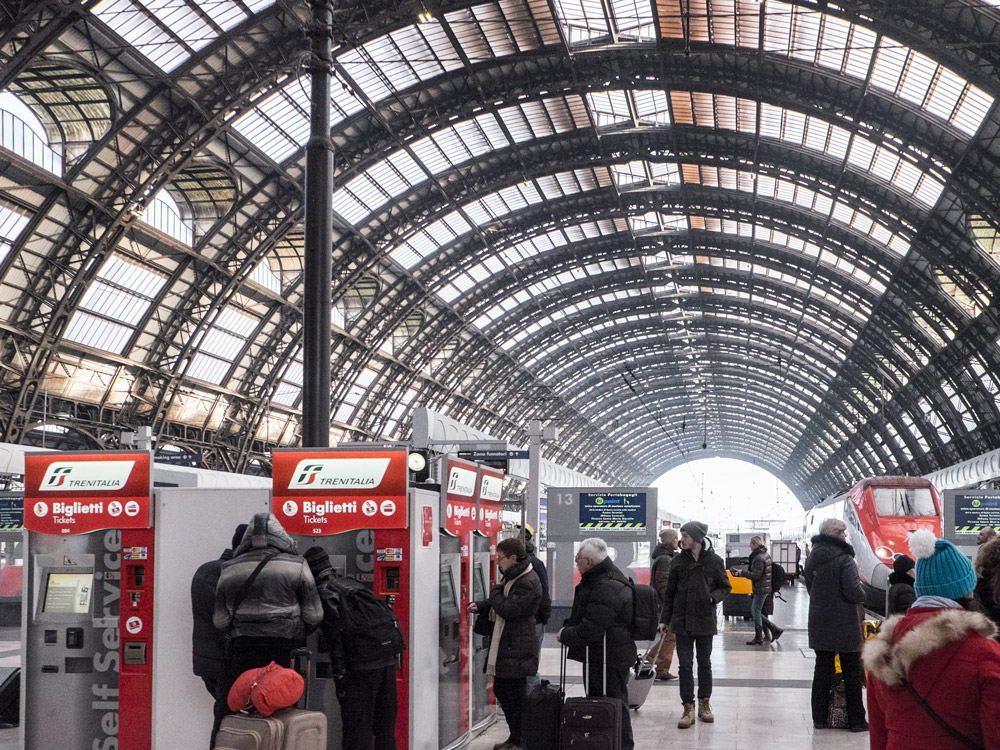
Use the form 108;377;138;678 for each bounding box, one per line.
338;665;398;750
492;676;527;745
584;661;634;750
210;636;303;748
674;634;714;704
812;650;866;727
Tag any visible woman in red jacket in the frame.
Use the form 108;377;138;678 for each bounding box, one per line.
864;530;1000;750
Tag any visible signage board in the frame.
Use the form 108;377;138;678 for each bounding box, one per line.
951;491;1000;533
24;452;152;535
579;492;647;529
0;494;24;529
443;457;478;536
458;450;530;461
477;466;504;536
272;449;408;535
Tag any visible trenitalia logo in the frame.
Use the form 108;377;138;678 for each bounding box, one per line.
287;458;391;490
39;461;136;492
480;474;503;502
447;466;477;497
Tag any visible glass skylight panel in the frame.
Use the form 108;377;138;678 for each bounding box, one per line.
186;307;256;384
63;255;166;354
0;200;30;266
232;80;311;164
0;105;61;175
91;0;196;73
552;0;610;43
610;0;656;40
249;258;282;294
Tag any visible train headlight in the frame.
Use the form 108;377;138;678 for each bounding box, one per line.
875;546;894;560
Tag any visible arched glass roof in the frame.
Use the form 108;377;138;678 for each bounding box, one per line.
4;0;1000;503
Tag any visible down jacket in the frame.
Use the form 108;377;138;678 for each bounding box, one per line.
649;541;676;608
475;558;542;678
803;533;865;652
214;513;323;641
886;571;916;616
744;545;773;597
864;606;1000;750
560;556;637;669
191;547;234;678
659;540;731;637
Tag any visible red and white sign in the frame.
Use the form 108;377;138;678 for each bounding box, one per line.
25;452;151;535
272;449;408;535
444;458;478;536
477;466;504;536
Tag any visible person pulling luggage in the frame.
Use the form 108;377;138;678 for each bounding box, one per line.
558;537;636;750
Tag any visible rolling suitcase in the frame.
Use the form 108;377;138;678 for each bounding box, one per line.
560;639;621;750
522;677;563;749
214;707;326;750
626;637;662;710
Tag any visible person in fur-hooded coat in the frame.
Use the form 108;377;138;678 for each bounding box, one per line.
863;530;1000;750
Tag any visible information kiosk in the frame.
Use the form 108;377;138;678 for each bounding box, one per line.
942;488;1000;561
23;451;154;750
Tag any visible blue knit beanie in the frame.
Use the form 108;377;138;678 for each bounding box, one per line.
909;530;976;600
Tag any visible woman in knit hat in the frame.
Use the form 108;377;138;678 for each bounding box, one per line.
864;530;1000;750
886;554;916;615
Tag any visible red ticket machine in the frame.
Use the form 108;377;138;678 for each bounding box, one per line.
471;465;504;730
23;451;154;750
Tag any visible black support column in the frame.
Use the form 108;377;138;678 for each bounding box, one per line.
302;0;334;447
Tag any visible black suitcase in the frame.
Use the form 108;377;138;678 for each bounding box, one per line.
522;679;563;750
559;641;621;750
0;668;18;726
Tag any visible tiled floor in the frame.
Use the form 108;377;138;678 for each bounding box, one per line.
469;581;871;750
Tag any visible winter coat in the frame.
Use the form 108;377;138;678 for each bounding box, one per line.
313;573;397;675
191;547;233;678
560;556;637;669
803;533;865;652
650;542;677;607
864;606;1000;750
886;571;916;616
214;513;323;641
528;553;552;625
744;545;773;597
476;558;542;678
659;541;731;637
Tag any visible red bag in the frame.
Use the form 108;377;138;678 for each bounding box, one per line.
227;661;304;716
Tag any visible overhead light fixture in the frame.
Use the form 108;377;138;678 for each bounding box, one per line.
418;10;434;23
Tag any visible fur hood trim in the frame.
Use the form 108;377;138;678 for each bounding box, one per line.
863;609;998;685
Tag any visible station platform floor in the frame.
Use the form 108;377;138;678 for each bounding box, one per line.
471;579;870;750
0;578;871;750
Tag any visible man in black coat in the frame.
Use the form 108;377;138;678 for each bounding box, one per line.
803;518;867;732
190;523;245;748
657;521;730;729
521;525;551;642
558;537;636;750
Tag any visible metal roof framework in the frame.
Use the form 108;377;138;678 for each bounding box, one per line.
1;0;1000;504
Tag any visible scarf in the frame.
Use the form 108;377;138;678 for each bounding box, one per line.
486;564;532;676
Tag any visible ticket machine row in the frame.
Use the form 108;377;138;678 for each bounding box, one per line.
20;451;502;750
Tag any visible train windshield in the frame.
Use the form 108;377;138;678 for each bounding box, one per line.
873;487;936;516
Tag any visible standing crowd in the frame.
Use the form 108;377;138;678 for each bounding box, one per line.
191;511;1000;750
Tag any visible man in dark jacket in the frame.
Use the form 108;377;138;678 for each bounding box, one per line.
650;528;678;680
191;523;246;698
558;537;636;750
305;546;400;750
732;535;782;645
658;521;730;729
803;518;867;732
521;525;551;641
212;513;322;743
469;538;541;750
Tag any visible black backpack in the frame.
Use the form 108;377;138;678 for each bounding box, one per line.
327;577;406;668
630;582;659;641
771;563;787;593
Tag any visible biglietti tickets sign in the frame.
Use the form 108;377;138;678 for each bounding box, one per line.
444;457;478;536
272;449;408;535
24;451;152;534
477;466;504;536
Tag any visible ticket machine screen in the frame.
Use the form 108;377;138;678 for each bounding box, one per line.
42;573;93;614
440;570;457;609
473;566;486;601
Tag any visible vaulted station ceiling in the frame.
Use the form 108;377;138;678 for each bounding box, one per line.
3;0;1000;506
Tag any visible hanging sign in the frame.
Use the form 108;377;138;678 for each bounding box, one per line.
477;466;504;536
24;452;152;535
272;449;408;535
444;457;478;536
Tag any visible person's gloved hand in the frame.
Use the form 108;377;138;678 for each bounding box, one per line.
334;674;347;701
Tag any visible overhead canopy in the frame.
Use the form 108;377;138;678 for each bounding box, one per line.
2;0;1000;506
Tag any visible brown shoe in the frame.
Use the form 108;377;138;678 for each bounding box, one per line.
678;702;696;729
698;698;714;722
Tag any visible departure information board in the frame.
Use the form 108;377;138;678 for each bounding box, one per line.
579;492;647;529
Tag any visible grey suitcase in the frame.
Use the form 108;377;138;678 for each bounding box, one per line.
214;707;326;750
626;638;662;710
